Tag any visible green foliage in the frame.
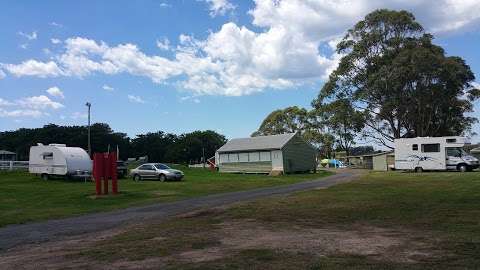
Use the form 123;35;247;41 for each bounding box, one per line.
312;98;365;156
0;123;130;160
318;9;479;146
251;106;308;136
252;106;336;158
0;124;226;163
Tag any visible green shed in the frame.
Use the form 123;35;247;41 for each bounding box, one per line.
215;133;317;174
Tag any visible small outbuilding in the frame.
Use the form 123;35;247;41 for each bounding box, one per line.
215;133;317;174
0;150;16;161
346;151;394;171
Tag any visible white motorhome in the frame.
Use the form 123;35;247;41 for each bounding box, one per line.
29;143;92;179
395;136;479;172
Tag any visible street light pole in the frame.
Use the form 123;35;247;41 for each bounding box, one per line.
86;102;91;157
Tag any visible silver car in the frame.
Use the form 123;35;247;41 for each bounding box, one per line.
130;163;184;181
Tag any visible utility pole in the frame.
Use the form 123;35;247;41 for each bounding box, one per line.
86;102;91;157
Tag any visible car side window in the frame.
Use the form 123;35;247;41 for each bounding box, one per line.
139;165;153;170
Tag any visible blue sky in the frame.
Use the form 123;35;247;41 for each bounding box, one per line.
0;0;479;142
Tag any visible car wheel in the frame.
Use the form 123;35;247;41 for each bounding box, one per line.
159;174;166;182
133;174;141;181
41;173;49;180
415;167;423;173
458;164;468;173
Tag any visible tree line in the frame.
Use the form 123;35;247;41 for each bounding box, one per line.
253;9;479;158
0;123;226;163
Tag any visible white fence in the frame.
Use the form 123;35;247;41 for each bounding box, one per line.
0;161;29;171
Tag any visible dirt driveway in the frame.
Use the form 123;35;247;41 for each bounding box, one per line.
0;170;362;253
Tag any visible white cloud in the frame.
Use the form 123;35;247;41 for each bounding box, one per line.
0;95;64;118
202;0;235;17
46;86;65;99
49;22;63;27
156;37;171;51
51;38;61;44
0;69;5;79
159;2;171;8
102;84;114;91
18;95;64;110
0;108;44;118
472;82;480;89
128;94;146;103
18;31;37;40
3;1;480;97
0;98;14;106
2;60;63;77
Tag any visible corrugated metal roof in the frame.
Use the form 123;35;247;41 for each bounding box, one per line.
0;150;16;155
217;133;297;153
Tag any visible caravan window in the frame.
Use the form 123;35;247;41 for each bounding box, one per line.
42;152;53;160
446;138;457;143
421;144;440;153
412;144;418;151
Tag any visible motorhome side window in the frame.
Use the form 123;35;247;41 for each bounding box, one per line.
412;144;418;151
43;152;53;160
421;144;440;153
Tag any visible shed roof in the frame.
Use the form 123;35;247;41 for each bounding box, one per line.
0;150;16;155
217;133;297;153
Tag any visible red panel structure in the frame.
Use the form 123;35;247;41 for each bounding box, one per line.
93;153;104;196
103;153;109;195
110;152;118;194
92;152;119;196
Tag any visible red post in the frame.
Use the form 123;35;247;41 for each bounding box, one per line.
93;153;104;196
110;152;118;194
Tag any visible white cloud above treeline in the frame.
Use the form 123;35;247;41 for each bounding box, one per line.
2;0;480;96
0;95;64;118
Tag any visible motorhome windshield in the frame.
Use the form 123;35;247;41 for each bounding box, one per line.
446;147;468;157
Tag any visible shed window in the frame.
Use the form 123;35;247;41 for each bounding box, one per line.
412;144;418;151
259;151;271;161
238;153;249;162
228;153;239;162
248;152;260;162
422;144;440;153
219;154;229;163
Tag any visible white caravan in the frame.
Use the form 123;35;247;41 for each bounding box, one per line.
395;136;479;172
29;143;92;179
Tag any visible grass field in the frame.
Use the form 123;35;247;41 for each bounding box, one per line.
75;171;480;269
0;166;329;227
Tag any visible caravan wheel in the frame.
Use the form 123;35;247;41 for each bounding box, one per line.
41;174;49;180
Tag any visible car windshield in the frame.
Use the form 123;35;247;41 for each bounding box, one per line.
154;163;170;170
